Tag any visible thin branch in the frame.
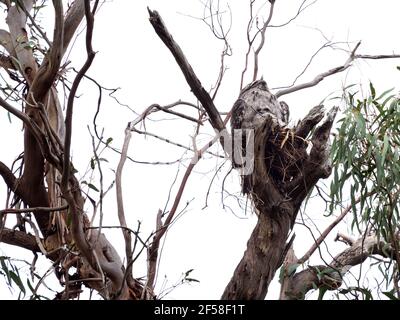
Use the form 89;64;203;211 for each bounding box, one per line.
0;205;68;215
284;233;400;299
252;0;275;81
298;191;376;265
270;0;317;28
154;104;202;124
272;41;339;91
132;127;223;159
62;0;96;190
276;42;400;98
355;54;400;60
147;113;231;289
22;215;47;255
115;126;133;283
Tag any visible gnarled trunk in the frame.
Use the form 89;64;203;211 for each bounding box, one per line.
222;106;338;299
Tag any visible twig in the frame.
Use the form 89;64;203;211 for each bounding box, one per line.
146;112;232;290
22;216;47;255
270;0;317;28
132;127;223;159
297;191;375;265
0;205;68;215
86;225;147;248
252;0;275;81
276;42;400;98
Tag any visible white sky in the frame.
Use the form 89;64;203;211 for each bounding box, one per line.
1;0;400;300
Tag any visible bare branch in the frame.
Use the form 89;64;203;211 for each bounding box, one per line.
270;0;317;28
148;8;225;133
147;115;229;290
0;228;41;253
115;127;133;284
283;234;400;299
62;0;96;190
297;191;375;265
0;205;68;215
252;1;275;81
276;42;400;98
0;160;18;191
355;53;400;60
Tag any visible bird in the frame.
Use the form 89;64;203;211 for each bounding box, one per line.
231;79;289;194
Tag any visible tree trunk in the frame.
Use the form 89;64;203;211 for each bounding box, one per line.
222;106;338;299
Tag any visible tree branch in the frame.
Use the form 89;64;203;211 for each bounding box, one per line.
29;0;64;102
0;205;68;215
282;234;399;299
252;0;275;81
297;191;376;265
6;0;37;83
62;0;95;190
148;8;225;133
275;42;400;98
0;160;18;191
115;126;133;285
63;0;86;55
0;228;41;253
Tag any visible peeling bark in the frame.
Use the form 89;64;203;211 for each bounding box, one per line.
0;1;150;300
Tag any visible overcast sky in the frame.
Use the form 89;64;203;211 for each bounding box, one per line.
1;0;400;300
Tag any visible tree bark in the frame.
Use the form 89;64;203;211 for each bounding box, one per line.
222;107;338;300
280;234;398;299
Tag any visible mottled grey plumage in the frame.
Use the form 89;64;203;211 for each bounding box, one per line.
231;79;289;194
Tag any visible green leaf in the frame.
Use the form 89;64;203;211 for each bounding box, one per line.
88;183;99;192
381;134;389;166
106;137;113;146
9;271;25;296
318;287;328;300
184;269;194;277
369;82;376;99
383;291;399;300
376;88;394;101
0;257;11;285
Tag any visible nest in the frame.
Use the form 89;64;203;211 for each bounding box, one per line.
262;127;308;187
